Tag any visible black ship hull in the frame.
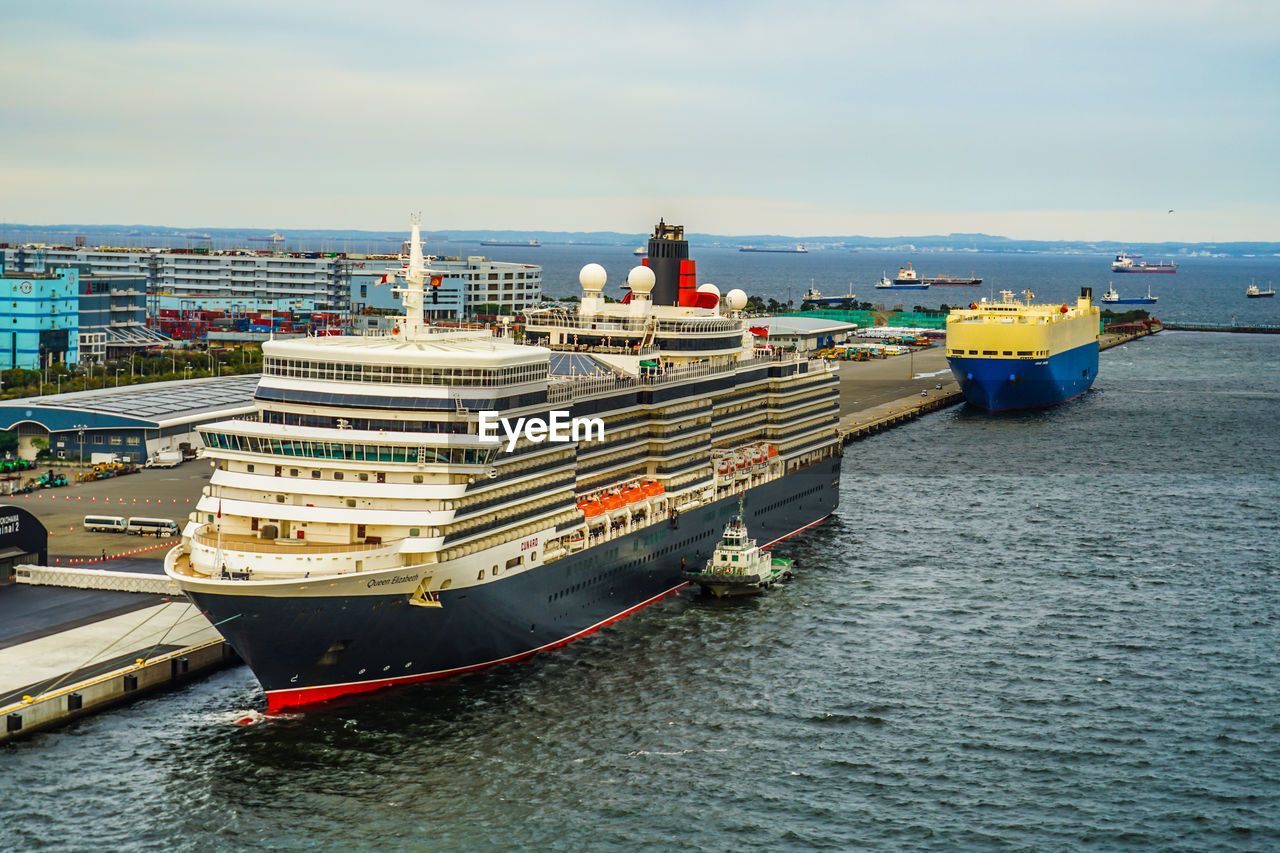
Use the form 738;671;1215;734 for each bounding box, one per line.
184;459;841;711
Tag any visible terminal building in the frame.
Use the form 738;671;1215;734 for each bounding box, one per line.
0;375;259;463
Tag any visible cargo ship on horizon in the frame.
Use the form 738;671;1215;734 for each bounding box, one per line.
1111;252;1177;273
945;288;1100;411
1100;283;1158;305
739;245;808;253
480;239;540;247
165;218;842;712
875;264;929;291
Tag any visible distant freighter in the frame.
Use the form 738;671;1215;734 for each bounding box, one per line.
1111;252;1177;273
875;264;929;290
480;239;540;247
945;288;1100;411
800;287;858;309
739;245;808;253
923;272;982;286
1100;283;1158;305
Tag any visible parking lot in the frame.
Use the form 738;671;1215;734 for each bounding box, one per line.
0;462;212;560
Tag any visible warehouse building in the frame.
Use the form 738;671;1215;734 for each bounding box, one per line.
0;375;260;463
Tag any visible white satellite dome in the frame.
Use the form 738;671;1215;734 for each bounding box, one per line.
626;265;656;293
725;288;748;310
696;283;721;298
579;263;607;292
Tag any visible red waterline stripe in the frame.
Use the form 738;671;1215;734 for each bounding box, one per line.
264;581;689;713
761;513;831;549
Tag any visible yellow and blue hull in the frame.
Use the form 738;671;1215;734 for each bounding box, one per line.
948;341;1098;411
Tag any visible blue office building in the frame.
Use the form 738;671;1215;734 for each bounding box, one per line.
1;268;80;370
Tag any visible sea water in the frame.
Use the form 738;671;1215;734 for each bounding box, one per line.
2;282;1279;852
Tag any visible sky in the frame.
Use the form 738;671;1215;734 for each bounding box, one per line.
1;0;1278;242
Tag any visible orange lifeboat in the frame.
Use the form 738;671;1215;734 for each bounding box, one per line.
580;501;604;518
642;480;664;497
621;487;645;504
767;446;778;458
601;493;626;511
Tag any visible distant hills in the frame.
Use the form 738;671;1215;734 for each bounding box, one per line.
2;223;1278;258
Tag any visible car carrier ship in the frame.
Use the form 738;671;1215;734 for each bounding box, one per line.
944;287;1100;411
165;218;842;711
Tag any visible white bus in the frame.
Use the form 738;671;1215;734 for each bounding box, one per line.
126;517;180;538
83;515;127;533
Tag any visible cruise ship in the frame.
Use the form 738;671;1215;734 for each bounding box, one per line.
165;218;842;711
944;288;1100;411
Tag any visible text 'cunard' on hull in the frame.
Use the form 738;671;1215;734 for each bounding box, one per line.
944;288;1100;412
165;217;843;712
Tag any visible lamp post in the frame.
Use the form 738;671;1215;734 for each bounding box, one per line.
114;368;122;387
183;366;191;382
76;426;86;472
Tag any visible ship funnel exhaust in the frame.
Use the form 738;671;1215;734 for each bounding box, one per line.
1081;286;1092;300
644;219;692;306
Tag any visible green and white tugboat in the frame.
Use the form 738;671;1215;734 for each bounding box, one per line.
682;497;795;598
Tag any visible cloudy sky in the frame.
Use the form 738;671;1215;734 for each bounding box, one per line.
2;0;1277;240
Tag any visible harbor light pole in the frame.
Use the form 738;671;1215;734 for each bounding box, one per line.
114;368;122;387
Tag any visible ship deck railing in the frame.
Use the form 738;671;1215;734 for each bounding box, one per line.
192;527;390;554
525;313;741;335
547;354;794;402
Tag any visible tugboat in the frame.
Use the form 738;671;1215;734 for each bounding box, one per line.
681;497;795;598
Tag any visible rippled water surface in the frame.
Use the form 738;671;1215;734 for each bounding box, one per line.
3;331;1280;851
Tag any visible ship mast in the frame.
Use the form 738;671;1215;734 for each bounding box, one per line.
396;213;427;340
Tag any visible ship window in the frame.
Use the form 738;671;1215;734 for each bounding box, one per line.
276;495;285;503
413;474;423;483
530;552;537;562
290;468;299;476
246;464;254;473
969;350;977;355
312;470;321;478
359;473;369;481
506;556;522;569
1003;351;1012;356
409;528;420;536
983;350;996;355
346;499;356;508
478;569;486;580
334;471;344;480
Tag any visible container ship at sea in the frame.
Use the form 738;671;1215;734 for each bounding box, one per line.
165;219;842;711
944;288;1100;411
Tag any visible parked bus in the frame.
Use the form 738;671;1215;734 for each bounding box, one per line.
83;515;127;533
126;517;180;538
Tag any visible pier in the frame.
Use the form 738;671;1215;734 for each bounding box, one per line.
0;564;234;743
1161;322;1280;334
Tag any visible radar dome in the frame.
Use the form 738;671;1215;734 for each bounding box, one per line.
579;263;607;292
725;288;748;310
626;265;656;294
696;283;721;299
